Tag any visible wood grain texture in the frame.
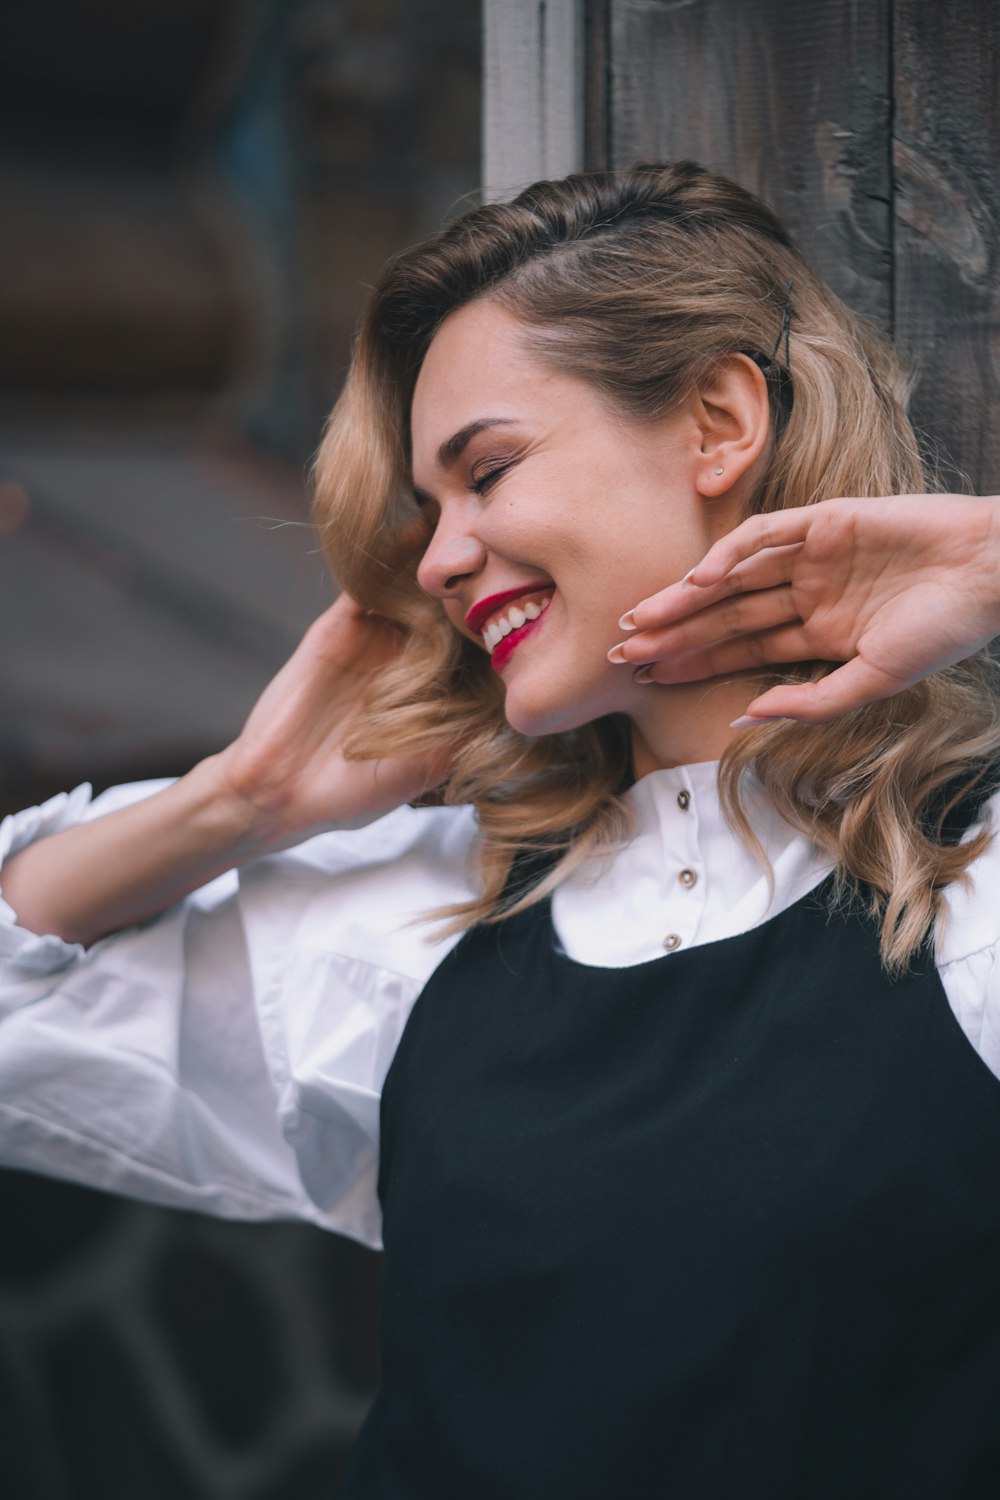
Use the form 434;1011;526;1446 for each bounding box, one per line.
483;0;585;200
893;0;1000;491
605;0;893;325
584;0;612;170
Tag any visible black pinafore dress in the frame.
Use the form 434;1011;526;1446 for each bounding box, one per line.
343;872;1000;1499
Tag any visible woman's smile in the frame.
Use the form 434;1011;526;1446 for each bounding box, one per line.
465;585;555;667
409;299;749;753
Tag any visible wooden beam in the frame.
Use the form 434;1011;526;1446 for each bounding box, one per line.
483;0;585;201
603;0;893;327
893;0;1000;492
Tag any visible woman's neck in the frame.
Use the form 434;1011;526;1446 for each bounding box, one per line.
629;676;757;776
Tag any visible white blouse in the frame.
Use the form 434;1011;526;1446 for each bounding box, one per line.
1;763;999;1250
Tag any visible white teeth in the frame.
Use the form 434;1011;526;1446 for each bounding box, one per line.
481;590;554;652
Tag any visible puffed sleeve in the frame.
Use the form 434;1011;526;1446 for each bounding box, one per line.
0;781;475;1247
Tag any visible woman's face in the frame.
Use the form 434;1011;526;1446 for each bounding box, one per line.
410;299;736;740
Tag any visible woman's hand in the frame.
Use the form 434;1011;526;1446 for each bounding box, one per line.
612;495;1000;722
2;595;446;946
212;593;448;846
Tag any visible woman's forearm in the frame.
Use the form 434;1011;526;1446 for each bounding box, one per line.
2;597;449;949
1;756;271;947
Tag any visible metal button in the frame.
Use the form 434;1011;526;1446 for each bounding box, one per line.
676;790;690;811
662;932;682;952
678;868;698;889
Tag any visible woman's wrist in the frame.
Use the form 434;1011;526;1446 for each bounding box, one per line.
192;746;335;857
1;757;291;948
176;753;290;863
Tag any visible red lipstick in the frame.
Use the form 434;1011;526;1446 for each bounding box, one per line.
465;583;554;636
490;608;548;672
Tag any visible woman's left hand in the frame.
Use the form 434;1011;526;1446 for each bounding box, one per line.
612;494;1000;723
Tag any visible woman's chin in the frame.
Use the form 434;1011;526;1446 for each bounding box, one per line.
501;677;616;739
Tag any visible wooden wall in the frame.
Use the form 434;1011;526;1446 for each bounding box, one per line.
486;0;1000;494
589;0;1000;492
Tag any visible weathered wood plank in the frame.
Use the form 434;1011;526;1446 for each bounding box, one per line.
483;0;585;200
583;0;612;171
893;0;1000;492
605;0;893;326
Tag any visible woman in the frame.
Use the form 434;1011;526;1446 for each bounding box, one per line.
3;162;1000;1496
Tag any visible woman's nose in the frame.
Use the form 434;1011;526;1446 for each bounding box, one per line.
416;525;488;599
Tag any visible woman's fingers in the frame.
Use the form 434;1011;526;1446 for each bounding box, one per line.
616;493;1000;724
630;620;811;685
625;544;803;631
612;585;801;668
683;507;819;588
738;656;907;724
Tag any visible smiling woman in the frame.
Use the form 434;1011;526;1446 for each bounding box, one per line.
315;162;1000;968
409;302;772;747
3;162;1000;1500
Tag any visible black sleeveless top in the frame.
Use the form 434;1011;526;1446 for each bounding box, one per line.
343;876;1000;1499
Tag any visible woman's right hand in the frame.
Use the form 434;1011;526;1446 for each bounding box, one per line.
613;494;1000;722
213;593;448;847
2;595;446;946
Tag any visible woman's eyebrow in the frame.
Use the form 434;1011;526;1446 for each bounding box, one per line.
411;418;520;503
436;417;518;471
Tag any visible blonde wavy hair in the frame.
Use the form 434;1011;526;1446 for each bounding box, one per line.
314;160;1000;972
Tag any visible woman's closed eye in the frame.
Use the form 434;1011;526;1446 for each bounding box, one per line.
469;458;513;496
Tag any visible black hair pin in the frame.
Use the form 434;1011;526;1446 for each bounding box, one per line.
770;279;794;370
738;280;795;429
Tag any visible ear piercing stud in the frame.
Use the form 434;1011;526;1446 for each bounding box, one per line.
713;466;724;475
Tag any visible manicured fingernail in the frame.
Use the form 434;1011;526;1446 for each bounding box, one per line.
681;567;698;584
618;609;638;631
729;714;785;728
607;642;630;664
633;666;655;684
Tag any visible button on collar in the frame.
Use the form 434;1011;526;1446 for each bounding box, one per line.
677;789;690;811
678;868;698;889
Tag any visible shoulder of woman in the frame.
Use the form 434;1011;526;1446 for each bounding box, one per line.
936;786;1000;968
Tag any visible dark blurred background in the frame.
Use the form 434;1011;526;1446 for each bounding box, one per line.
0;2;480;1495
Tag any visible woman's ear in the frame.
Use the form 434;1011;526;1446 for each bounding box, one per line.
690;354;771;498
